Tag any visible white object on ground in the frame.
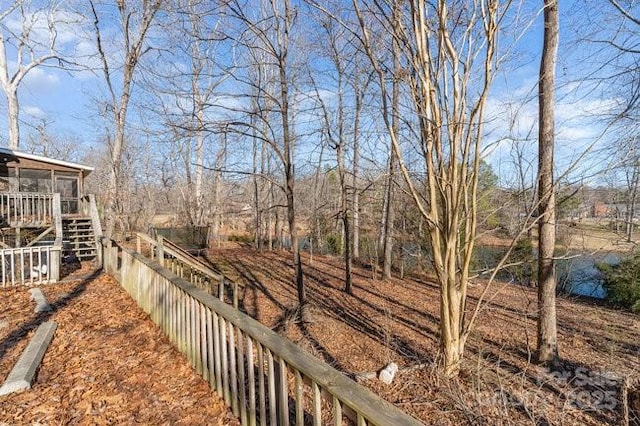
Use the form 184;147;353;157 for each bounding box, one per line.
378;362;399;385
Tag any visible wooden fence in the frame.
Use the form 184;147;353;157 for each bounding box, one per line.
0;245;61;288
101;238;423;426
0;192;55;228
134;232;241;308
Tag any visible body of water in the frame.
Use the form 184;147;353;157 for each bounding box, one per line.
474;246;619;299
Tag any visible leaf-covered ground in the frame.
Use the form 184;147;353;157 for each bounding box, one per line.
206;247;640;425
0;272;239;425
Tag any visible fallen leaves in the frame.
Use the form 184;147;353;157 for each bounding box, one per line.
0;273;238;425
209;247;640;425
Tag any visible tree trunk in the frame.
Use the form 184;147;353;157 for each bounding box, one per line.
276;0;305;308
382;152;395;280
537;0;559;365
253;134;262;249
338;141;353;293
352;87;362;260
105;107;127;239
6;87;19;150
0;34;19;150
381;17;400;281
212;167;221;245
626;165;639;242
195;107;205;225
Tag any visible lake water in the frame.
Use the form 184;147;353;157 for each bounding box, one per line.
556;254;618;298
474;246;619;299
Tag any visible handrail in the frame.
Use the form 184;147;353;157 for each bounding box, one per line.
135;232;220;280
162;237;213;271
84;194;103;264
0;245;61;288
0;192;54;227
52;193;63;246
102;238;423;426
134;232;238;304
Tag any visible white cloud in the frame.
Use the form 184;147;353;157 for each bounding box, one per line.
483;73;620;183
23;105;45;118
23;66;60;89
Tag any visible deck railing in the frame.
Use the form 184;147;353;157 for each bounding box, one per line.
101;238;423;426
0;192;55;227
80;194;103;263
0;245;61;288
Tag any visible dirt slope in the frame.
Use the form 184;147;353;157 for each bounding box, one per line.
207;247;640;425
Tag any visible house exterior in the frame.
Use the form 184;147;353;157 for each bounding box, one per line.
0;148;93;215
0;148;101;287
592;202;611;218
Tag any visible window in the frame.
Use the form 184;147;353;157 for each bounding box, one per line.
0;167;17;192
55;172;79;214
19;169;52;193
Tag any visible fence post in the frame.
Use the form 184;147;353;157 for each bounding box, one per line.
49;246;60;283
157;235;165;267
105;239;113;274
52;193;63;246
233;282;239;309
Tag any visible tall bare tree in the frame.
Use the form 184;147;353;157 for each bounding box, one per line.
90;0;162;238
0;0;78;149
228;0;307;308
353;0;505;376
380;9;400;280
145;0;228;227
536;0;559;364
311;17;356;292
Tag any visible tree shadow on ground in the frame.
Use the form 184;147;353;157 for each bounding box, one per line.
206;248;637;425
0;268;102;361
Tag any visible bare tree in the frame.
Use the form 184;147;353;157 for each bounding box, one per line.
536;0;559;364
143;0;229;227
228;0;307;308
352;0;506;376
89;0;162;238
311;17;357;292
0;0;79;149
350;59;371;260
379;16;401;280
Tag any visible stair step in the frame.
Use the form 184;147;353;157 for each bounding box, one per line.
76;248;96;252
76;252;96;257
60;216;99;261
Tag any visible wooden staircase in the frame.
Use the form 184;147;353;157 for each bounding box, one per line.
63;217;97;260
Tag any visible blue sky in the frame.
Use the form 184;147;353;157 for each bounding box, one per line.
0;0;635;184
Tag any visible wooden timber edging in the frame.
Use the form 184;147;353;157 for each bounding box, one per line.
0;321;57;397
102;239;424;426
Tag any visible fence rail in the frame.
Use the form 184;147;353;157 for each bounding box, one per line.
102;238;423;426
0;245;61;288
0;192;55;228
134;232;241;308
